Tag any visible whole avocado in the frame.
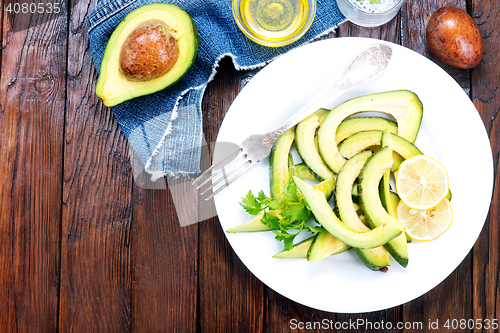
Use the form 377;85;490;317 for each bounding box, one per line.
426;7;483;69
96;4;198;107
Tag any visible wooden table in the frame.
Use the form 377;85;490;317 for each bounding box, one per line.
0;0;498;332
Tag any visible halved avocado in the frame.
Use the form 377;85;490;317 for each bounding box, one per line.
96;4;198;107
318;90;423;173
336;150;390;271
359;147;409;267
293;176;402;249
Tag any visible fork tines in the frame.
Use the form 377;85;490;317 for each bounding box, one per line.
193;147;253;201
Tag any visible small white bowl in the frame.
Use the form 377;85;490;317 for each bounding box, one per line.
337;0;405;27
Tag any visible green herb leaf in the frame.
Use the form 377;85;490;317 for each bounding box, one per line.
283;179;299;202
261;212;281;230
257;190;272;205
268;197;286;210
272;229;298;251
280;199;311;223
239;190;263;215
307;225;326;233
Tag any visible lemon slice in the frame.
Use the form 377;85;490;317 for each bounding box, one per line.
396;199;453;241
395;155;449;210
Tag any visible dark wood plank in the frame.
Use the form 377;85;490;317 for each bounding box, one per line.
469;1;500;331
0;8;66;333
400;1;474;330
127;138;199;333
58;0;134;331
130;184;198;332
198;57;265;333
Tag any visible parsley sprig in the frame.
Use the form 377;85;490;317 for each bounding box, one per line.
239;178;325;251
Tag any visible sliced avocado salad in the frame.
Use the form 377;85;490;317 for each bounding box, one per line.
230;90;451;272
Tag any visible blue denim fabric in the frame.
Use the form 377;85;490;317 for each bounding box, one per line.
86;0;345;179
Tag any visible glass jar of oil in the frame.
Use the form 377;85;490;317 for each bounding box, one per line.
233;0;316;47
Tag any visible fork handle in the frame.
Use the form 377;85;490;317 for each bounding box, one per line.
262;44;393;144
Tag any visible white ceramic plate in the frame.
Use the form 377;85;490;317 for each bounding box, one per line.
213;37;493;313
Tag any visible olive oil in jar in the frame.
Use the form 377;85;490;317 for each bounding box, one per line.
239;0;310;41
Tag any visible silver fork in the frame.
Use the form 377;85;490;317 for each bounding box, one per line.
193;43;393;200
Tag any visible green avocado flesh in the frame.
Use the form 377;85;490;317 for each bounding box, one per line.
295;108;335;180
96;4;198;107
307;231;351;261
336;117;398;144
318;90;423;173
359;147;409;267
379;129;396;215
294;163;316;180
273;236;314;258
269;128;295;197
336;150;390;271
338;130;422;171
293;176;402;249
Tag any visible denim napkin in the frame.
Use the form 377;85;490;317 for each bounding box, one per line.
86;0;346;180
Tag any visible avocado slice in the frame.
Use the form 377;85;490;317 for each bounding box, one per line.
359;147;409;267
225;211;277;233
306;231;351;261
378;130;412;243
336;150;391;271
338;130;422;171
379;129;396;213
293;176;402;249
269;128;295;197
317;90;423;173
96;4;198;107
272;233;349;259
294;163;316;180
336;117;398;144
308;177;336;202
273;236;315;259
295;108;335;180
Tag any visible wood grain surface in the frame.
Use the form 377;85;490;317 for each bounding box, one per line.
0;0;498;332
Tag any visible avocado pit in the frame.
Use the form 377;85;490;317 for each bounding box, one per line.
119;20;179;82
